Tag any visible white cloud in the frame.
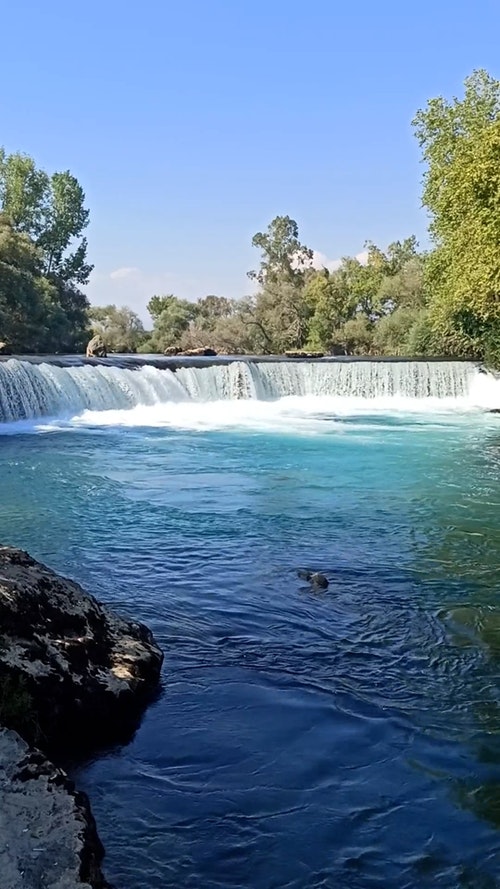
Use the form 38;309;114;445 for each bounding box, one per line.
312;249;369;271
109;266;140;280
311;251;342;272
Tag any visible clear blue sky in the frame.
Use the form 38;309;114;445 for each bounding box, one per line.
1;0;499;321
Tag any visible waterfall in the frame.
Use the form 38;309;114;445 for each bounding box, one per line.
0;358;483;423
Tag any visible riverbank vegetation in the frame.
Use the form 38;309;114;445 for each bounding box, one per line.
1;69;500;361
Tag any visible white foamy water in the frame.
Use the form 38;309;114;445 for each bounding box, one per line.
1;358;499;434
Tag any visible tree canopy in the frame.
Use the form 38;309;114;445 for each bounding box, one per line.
0;150;92;352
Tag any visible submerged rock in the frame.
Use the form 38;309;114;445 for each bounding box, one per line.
297;569;329;589
0;546;163;753
86;335;107;358
0;728;109;888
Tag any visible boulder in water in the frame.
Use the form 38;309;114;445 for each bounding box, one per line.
0;546;163;753
164;346;181;355
297;569;329;589
86;335;107;358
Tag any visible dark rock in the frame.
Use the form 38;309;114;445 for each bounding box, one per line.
86;335;107;358
0;546;163;754
488;408;500;413
284;350;325;359
163;346;181;355
0;341;11;355
0;728;110;889
297;569;329;589
179;347;218;357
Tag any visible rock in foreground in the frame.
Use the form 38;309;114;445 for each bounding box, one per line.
0;546;163;753
0;728;109;888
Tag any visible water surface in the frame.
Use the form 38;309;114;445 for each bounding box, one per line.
0;362;499;888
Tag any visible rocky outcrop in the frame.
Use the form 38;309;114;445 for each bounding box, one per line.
0;341;11;355
86;336;107;358
0;546;163;753
0;728;109;888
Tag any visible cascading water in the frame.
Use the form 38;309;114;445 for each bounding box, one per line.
0;357;493;423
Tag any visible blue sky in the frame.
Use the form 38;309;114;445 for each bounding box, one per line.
2;0;499;322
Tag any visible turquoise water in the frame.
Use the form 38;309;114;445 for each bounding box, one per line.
1;362;500;888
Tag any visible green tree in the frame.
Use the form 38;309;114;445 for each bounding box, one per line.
0;150;48;235
413;69;500;361
335;315;374;355
372;306;421;356
0;214;45;350
0;149;93;352
248;215;313;287
38;172;92;285
0;151;93;287
146;294;198;351
305;269;353;350
247;216;314;352
196;295;234;329
376;255;427;315
89;305;145;353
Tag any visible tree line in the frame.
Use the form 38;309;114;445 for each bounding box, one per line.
2;68;500;362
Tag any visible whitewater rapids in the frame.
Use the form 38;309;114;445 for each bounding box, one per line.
1;358;500;433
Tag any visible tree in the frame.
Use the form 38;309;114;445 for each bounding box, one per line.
248;216;313;287
372;307;421;356
376;256;427;315
145;294;198;351
0;150;48;235
413;69;500;361
38;172;92;286
196;295;234;329
335;316;374;356
0;149;93;352
89;305;145;353
304;269;353;350
0;214;45;350
246;216;314;352
0;151;93;287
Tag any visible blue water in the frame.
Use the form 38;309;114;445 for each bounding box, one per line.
1;398;500;888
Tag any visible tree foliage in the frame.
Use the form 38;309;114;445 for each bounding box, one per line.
89;305;145;353
0;149;92;352
413;69;500;362
137;218;430;357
